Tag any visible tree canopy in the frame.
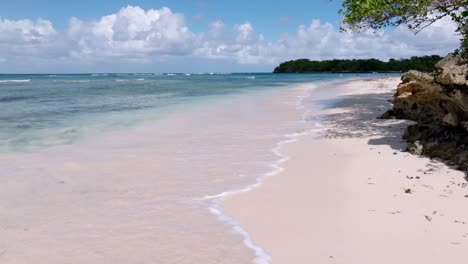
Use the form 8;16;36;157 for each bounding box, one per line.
340;0;467;32
339;0;468;59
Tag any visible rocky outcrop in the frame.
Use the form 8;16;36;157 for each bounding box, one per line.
435;54;468;86
381;53;468;172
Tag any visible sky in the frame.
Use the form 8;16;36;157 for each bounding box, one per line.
0;0;461;73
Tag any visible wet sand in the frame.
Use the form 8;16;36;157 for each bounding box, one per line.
222;77;468;263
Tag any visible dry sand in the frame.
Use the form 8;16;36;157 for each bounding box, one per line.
222;77;468;263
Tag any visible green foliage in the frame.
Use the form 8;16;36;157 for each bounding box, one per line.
339;0;468;60
459;21;468;61
273;56;443;73
340;0;467;33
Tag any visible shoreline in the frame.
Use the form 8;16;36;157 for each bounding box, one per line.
201;78;359;263
222;77;468;263
200;82;322;264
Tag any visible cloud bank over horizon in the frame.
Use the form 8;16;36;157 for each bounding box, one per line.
0;5;460;72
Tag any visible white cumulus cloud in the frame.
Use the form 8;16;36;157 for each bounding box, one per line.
66;6;195;63
0;6;462;72
0;18;57;61
209;17;460;65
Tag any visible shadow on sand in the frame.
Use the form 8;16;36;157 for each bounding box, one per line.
308;91;414;151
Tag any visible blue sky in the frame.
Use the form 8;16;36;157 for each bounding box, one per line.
0;1;460;73
0;0;343;40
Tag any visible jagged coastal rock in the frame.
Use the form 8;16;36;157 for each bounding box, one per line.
381;53;468;172
435;54;468;86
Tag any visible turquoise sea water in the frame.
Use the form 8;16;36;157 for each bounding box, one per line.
0;72;391;152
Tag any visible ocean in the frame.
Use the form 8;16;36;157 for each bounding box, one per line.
0;73;391;263
0;73;342;152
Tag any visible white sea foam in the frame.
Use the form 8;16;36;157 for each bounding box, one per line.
209;204;272;264
200;130;320;264
246;76;256;79
0;79;31;83
52;80;91;83
91;74;108;77
65;80;91;83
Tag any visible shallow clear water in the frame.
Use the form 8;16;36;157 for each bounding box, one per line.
0;73;395;263
0;73;383;152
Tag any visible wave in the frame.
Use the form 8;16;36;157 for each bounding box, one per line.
199;131;311;264
0;95;35;103
114;78;145;82
133;73;152;76
246;76;256;79
91;74;108;77
54;80;90;83
0;79;31;83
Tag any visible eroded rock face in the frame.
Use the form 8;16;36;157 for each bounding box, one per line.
402;70;435;83
381;53;468;172
389;70;448;125
403;124;468;171
435;54;468;86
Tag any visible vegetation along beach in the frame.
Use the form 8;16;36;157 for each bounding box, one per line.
0;0;467;263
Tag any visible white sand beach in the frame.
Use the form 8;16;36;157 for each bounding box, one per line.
222;77;468;263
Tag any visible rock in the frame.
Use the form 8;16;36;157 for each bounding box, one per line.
407;141;424;155
390;78;446;123
383;53;468;173
435;54;468;86
378;109;395;119
402;70;435;83
462;121;468;131
443;112;459;126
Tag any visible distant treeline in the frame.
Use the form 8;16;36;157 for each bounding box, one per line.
273;55;443;73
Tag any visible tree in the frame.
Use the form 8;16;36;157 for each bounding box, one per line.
272;56;443;73
339;0;468;59
460;20;468;59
